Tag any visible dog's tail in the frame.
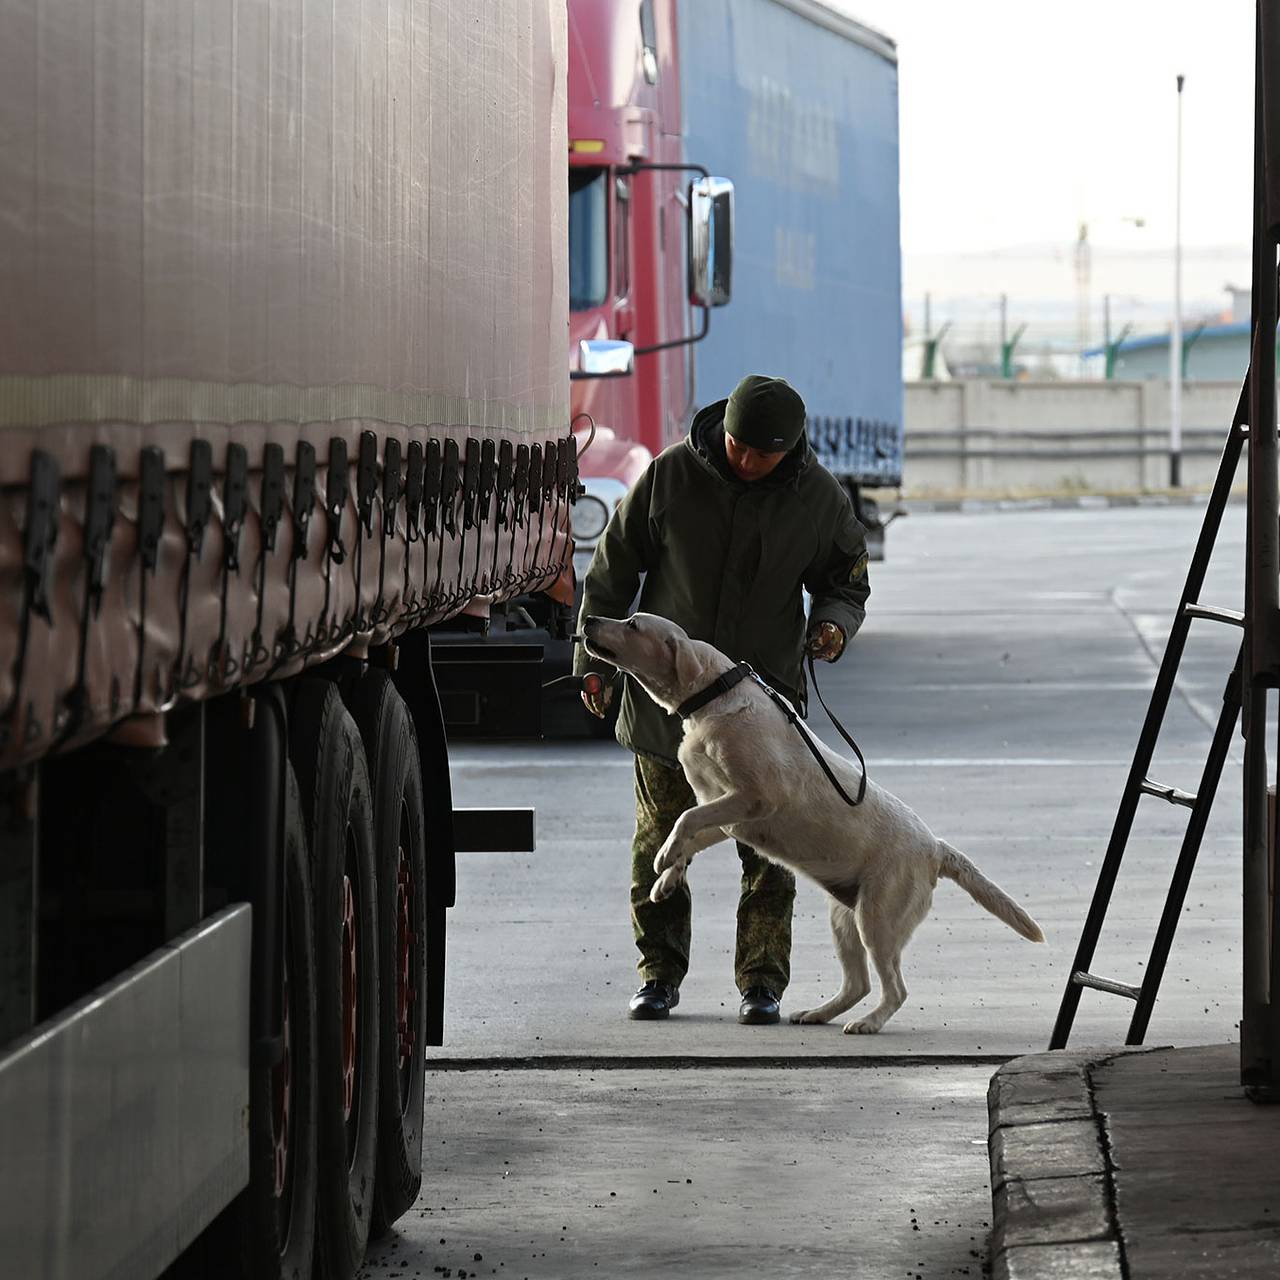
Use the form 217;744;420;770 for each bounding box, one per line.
936;840;1045;942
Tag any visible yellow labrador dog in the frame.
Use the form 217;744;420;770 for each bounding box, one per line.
582;612;1044;1034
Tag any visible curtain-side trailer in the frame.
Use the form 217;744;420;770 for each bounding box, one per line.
679;0;904;555
0;3;570;1278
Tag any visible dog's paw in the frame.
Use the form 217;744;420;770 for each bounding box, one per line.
788;1009;831;1025
842;1017;883;1035
650;864;685;903
653;839;686;875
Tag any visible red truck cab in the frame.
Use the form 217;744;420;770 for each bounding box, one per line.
567;0;733;576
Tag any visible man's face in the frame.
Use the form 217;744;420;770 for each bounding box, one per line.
724;434;788;482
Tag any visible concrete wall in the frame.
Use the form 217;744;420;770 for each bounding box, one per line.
903;379;1244;495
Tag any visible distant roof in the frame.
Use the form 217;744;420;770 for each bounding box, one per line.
769;0;898;64
1083;321;1251;358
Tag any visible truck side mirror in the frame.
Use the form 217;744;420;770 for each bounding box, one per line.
688;176;734;308
573;337;635;380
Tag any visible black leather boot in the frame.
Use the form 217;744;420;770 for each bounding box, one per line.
628;980;680;1020
738;985;781;1025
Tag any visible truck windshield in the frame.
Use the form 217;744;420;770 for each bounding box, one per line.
569;167;608;311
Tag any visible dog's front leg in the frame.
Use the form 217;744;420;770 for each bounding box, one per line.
651;793;769;903
650;824;726;901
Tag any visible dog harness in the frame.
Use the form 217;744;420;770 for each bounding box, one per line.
676;657;868;807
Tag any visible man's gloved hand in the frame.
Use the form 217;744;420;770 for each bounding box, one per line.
580;672;615;719
806;621;845;663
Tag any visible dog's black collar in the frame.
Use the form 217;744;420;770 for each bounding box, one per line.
676;661;754;720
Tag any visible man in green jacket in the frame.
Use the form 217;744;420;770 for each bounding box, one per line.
574;374;871;1024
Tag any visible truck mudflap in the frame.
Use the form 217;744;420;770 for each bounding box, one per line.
0;905;252;1280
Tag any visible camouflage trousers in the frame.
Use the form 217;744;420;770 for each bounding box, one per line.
631;755;795;995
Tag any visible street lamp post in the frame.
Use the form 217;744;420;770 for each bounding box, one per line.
1170;73;1185;488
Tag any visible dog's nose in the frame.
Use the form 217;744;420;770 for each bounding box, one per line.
583;615;598;630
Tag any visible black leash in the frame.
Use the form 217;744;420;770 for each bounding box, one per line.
675;656;868;807
801;653;868;806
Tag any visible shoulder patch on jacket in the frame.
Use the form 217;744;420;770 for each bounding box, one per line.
850;551;869;581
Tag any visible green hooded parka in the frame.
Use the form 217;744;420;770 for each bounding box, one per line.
574;400;871;764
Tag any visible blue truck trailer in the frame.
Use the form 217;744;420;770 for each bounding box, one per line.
678;0;904;552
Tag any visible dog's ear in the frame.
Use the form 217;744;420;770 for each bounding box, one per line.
668;635;704;693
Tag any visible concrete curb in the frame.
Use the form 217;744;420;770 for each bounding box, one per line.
986;1047;1161;1280
905;492;1236;515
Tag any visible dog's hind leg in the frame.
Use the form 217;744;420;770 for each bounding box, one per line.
789;899;870;1025
843;884;931;1035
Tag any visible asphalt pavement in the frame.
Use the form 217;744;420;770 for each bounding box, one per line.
361;503;1249;1279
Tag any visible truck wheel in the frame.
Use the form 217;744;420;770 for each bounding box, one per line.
187;761;319;1280
290;680;381;1280
238;761;319;1279
345;670;429;1237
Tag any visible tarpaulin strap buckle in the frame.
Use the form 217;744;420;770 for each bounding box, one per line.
326;437;349;565
138;447;166;573
275;441;316;662
383;437;402;540
291;441;316;561
556;436;571;498
512;443;530;526
527;444;544;517
490;440;515;590
401;438;425;615
212;443;248;683
311;436;348;645
2;451;61;748
260;444;286;554
23;450;60;623
405;440;425;543
349;431;379;631
423;439;443;537
60;445;117;737
85;444;119;610
440;439;460;537
478;439;496;525
133;447;167;705
372;435;403;626
357;431;378;536
462;437;481;531
173;441;214;691
542;441;559;503
223;444;248;573
423;439;445;608
496;441;514;528
185;440;213;559
247;443;285;674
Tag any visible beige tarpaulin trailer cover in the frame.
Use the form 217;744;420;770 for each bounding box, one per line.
0;0;572;770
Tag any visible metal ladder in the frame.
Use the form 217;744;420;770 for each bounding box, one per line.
1049;386;1249;1051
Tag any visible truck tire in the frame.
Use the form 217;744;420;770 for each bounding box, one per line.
345;670;429;1237
237;761;319;1280
177;759;318;1280
289;680;381;1280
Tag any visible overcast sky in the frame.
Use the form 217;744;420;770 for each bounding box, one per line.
832;0;1255;257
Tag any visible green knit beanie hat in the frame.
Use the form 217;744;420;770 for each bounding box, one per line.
723;374;807;452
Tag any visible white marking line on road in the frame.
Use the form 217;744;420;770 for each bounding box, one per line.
853;682;1160;692
451;754;1208;770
